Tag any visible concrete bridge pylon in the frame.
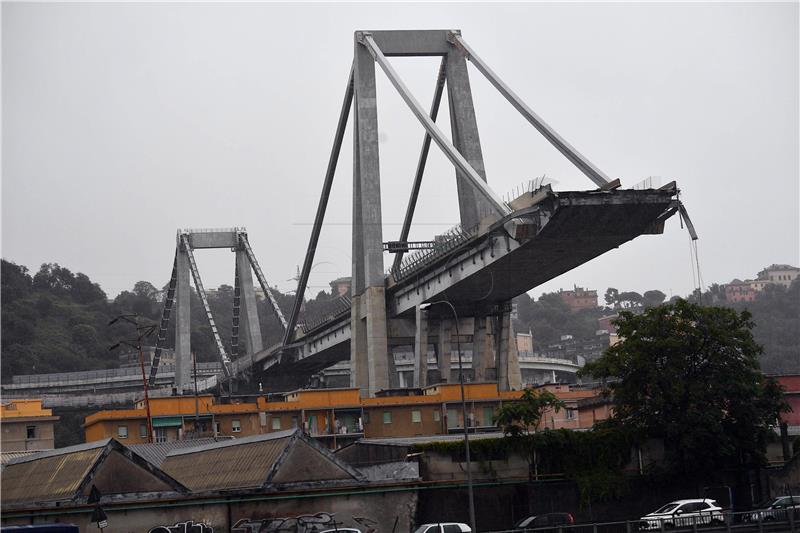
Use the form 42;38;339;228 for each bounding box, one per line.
149;228;286;393
278;30;655;398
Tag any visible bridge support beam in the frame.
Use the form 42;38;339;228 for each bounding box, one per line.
175;242;191;393
414;306;429;389
496;306;522;391
472;315;492;382
235;250;263;356
447;50;497;229
437;320;452;383
351;38;389;397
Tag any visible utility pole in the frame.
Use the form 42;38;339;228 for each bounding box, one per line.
109;314;157;443
193;351;200;433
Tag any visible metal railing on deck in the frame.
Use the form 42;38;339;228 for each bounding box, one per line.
390;224;479;282
301;296;352;333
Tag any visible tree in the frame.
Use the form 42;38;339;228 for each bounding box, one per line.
642;290;666;308
72;272;106;304
604;287;619;308
32;263;75;295
1;260;32;304
617;291;643;309
496;388;566;480
581;299;789;478
133;281;159;300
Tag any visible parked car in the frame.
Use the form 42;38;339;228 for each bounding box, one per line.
413;523;471;533
514;513;575;530
639;499;724;530
745;496;800;522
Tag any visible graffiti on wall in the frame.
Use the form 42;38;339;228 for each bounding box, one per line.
148;521;214;533
232;512;378;533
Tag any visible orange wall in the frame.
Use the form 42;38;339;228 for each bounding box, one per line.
84;384;606;443
1;399;53;419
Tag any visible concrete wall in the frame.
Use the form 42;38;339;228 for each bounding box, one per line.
2;488;418;533
769;453;800;496
0;418;56;452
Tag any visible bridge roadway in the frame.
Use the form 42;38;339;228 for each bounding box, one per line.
244;185;679;390
2;363;223;408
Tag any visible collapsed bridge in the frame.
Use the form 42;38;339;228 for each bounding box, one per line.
149;29;692;398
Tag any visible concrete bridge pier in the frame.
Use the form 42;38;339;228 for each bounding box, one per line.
350;39;390;398
414;306;429;389
495;306;522;391
472;315;493;382
235;249;264;356
175;240;191;393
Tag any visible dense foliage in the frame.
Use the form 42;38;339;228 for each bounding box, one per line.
689;281;800;374
2;261;118;377
410;425;637;503
1;259;343;380
3;256;797;380
513;280;799;374
580;300;789;477
496;388;566;481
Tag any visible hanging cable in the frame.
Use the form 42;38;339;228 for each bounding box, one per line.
688;239;698;298
693;239;705;295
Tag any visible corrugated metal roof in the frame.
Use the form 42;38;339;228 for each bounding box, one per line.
1;446;103;505
0;450;50;465
166;428;298;457
4;439;110;466
128;437;227;467
161;435;292;491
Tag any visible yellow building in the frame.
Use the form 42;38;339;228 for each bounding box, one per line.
83;394;263;444
0;399;59;452
84;383;599;447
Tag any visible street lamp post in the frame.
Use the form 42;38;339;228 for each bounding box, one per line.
420;300;476;533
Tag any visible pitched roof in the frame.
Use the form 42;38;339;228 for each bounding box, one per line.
0;449;51;465
1;439;187;509
128;437;229;467
160;429;362;492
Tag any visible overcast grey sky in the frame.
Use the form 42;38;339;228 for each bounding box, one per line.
2;2;798;302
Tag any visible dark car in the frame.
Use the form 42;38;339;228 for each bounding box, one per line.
514;513;575;530
745;496;800;523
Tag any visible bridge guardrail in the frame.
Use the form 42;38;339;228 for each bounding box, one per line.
484;508;797;533
390;224;479;282
8;363;222;387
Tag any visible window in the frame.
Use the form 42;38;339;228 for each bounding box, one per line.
383;411;392;424
117;425;128;439
483;407;494;426
139;424;148;438
443;525;463;533
447;408;458;429
26;426;36;439
232;419;241;432
363;412;370;424
291;416;299;428
433;410;441;422
155;427;167;443
271;417;281;430
214;422;221;435
565;409;575;420
411;410;422;423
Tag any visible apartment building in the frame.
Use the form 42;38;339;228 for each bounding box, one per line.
83;383;602;448
0;399;59;452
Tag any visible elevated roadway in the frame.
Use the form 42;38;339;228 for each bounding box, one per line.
247;185;679;390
